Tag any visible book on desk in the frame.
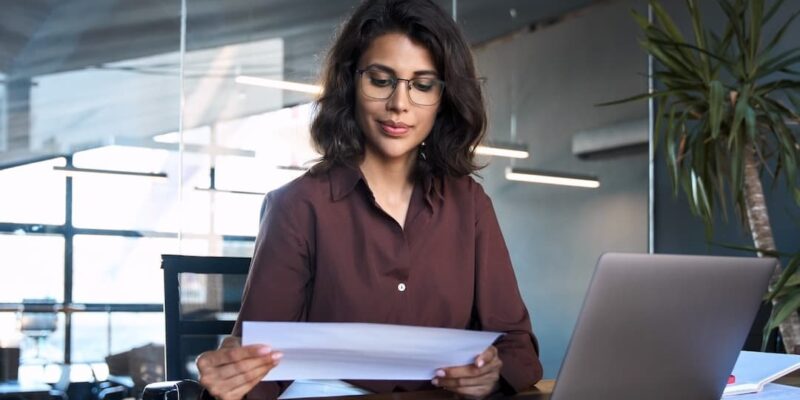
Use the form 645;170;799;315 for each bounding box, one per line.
722;351;800;396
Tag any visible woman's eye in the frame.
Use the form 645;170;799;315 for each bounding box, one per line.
369;77;393;87
412;80;435;92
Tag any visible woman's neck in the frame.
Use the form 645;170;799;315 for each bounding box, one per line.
359;150;416;199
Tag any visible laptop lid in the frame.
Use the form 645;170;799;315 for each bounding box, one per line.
550;253;775;400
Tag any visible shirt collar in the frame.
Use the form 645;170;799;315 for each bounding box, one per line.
329;163;363;202
328;163;444;212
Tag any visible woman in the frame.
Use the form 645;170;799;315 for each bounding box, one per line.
196;0;543;399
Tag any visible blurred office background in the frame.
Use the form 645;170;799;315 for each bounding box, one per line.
1;0;796;398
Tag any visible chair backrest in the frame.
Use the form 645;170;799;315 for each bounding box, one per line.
19;298;58;338
161;255;251;380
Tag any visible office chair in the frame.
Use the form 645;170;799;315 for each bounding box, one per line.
142;254;250;400
18;298;58;361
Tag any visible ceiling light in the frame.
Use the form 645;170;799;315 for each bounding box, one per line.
53;166;168;181
194;187;265;196
474;141;530;159
235;76;322;95
505;167;599;188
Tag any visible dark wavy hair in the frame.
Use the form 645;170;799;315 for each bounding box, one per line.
309;0;486;178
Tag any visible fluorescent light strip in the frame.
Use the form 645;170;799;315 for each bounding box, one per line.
474;141;529;159
276;165;310;172
195;187;266;196
53;166;168;181
505;167;600;189
235;75;323;95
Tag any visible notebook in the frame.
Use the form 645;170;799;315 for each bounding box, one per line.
723;351;800;395
527;253;776;400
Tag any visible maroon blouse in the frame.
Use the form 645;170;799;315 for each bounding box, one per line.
233;163;543;398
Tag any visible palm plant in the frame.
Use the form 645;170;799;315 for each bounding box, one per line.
604;0;800;352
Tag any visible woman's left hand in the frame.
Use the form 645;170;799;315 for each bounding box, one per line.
432;345;502;399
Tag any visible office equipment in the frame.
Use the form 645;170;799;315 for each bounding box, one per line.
161;254;251;380
724;351;800;395
537;253;775;400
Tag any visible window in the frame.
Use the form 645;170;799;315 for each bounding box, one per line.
72;236;171;304
0;233;64;302
0;158;66;225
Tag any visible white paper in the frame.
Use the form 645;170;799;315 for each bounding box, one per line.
242;322;503;380
722;383;800;399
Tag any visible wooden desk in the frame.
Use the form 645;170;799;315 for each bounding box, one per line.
293;380;555;400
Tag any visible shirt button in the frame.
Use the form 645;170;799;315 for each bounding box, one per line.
397;283;407;292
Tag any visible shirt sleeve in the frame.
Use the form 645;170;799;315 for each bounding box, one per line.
474;187;544;394
231;189;313;399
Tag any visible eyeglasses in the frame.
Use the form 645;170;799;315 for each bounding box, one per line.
356;68;445;106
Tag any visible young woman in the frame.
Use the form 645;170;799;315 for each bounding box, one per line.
196;1;543;398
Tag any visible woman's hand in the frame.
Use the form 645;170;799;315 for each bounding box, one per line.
196;336;283;400
431;346;502;399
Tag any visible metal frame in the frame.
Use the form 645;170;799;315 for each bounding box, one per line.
161;254;251;380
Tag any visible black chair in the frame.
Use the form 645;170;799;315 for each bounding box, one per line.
142;254;251;400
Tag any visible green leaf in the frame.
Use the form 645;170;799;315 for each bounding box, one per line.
749;0;765;73
749;0;764;76
769;254;800;302
649;38;732;65
708;80;726;138
767;288;800;332
757;48;800;79
763;0;786;23
717;0;749;73
729;88;750;145
651;0;688;43
714;241;785;257
595;90;681;107
744;104;757;141
760;8;800;58
730;134;744;204
688;0;711;80
630;9;651;31
788;92;800;115
784;273;800;290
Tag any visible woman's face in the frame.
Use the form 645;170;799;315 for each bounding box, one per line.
355;33;441;166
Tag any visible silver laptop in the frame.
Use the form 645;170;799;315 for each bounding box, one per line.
528;253;775;400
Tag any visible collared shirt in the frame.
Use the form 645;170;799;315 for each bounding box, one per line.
233;163;543;398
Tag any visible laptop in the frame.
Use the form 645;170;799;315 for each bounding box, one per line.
525;253;776;400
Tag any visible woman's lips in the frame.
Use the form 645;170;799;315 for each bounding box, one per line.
379;121;410;137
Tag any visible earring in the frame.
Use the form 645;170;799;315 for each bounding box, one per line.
419;141;427;161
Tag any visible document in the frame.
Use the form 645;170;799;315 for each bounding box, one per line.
241;322;503;380
723;351;800;396
722;383;800;399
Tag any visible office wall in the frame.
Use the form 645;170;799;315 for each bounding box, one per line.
472;0;649;378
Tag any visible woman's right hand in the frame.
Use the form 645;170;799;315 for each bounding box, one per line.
196;336;283;400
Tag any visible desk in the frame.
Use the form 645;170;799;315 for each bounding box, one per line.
292;380;555;400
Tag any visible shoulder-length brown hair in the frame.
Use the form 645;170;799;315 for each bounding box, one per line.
310;0;486;178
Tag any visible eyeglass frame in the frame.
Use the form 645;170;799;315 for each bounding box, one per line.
355;68;446;106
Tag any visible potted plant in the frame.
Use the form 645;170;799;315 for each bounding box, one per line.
604;0;800;352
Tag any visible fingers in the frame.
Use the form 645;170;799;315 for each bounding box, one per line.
196;343;284;400
198;344;271;369
220;336;241;349
216;351;282;380
432;346;502;398
433;356;502;388
476;346;498;368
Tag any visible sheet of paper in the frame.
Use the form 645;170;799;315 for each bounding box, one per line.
722;383;800;399
242;322;503;380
